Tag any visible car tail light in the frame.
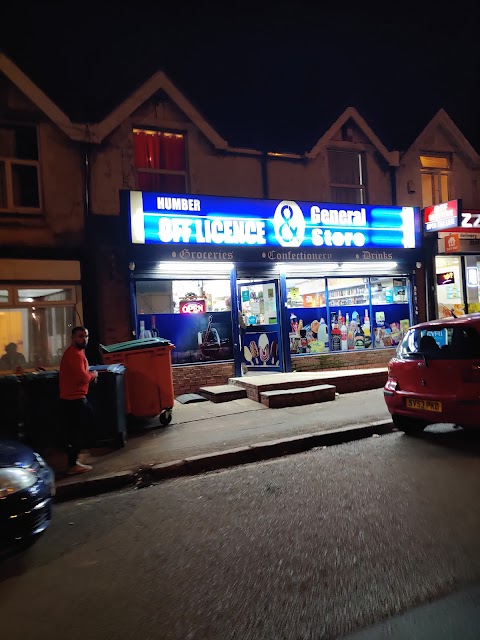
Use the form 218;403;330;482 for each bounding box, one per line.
385;376;399;392
462;363;480;383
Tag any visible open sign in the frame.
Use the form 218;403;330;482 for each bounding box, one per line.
180;299;206;314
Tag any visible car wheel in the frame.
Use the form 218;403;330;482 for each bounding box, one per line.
393;414;427;435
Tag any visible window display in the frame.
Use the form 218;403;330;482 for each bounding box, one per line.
136;279;233;364
286;276;412;355
434;256;464;318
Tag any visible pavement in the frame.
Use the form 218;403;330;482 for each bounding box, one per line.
46;384;394;502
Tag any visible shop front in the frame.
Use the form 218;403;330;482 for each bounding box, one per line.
423;200;480;318
124;191;421;387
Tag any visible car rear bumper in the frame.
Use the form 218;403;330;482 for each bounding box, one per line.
384;389;480;428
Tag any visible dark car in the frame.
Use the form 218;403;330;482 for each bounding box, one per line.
384;313;480;434
0;439;55;545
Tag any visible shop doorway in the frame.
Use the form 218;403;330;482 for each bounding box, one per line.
237;278;284;374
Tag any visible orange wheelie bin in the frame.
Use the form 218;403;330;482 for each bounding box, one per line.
100;338;175;426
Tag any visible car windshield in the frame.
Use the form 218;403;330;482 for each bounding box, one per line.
397;325;480;360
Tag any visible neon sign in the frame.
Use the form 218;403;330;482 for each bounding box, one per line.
129;191;419;250
179;299;206;314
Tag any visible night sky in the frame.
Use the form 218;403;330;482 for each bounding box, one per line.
1;2;478;154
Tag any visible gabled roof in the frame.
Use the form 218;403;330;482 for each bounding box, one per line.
92;70;228;148
306;106;399;166
403;108;480;165
0;52;86;141
0;53;228;149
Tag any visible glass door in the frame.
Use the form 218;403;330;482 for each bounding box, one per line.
237;279;283;373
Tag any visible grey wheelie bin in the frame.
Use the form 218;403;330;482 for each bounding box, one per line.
87;364;127;448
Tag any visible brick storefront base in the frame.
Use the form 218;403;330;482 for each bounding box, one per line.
292;349;393;372
171;349;394;396
172;362;236;396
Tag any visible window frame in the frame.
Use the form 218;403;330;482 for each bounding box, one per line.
132;127;188;193
0;123;42;213
419;153;451;208
0;285;76;308
328;149;366;204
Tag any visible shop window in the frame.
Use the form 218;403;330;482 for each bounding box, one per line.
371;276;411;349
466;256;480;314
0;124;40;211
135;279;233;364
328;150;365;204
434;255;464;318
133;129;187;193
286;278;329;354
327;277;371;351
136;279;231;315
420;155;450;209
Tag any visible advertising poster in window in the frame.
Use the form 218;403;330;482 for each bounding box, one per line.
243;331;279;367
138;312;233;364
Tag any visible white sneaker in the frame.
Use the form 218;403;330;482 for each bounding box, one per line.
67;462;93;475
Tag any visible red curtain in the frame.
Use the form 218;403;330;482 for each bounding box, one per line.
133;131;162;169
134;130;186;192
163;135;186;170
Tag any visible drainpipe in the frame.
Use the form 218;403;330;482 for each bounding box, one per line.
81;142;101;362
390;165;397;206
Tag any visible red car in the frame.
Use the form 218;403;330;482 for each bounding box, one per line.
384;313;480;434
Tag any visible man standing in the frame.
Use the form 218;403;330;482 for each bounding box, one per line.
59;326;98;474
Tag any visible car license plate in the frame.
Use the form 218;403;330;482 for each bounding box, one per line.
406;398;442;412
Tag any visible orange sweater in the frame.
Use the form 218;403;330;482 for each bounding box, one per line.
59;345;96;400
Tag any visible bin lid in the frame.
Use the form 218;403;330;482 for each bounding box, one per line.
100;337;171;353
89;364;126;374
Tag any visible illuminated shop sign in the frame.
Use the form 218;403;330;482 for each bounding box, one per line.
179;299;206;314
129;191;419;250
424;200;460;232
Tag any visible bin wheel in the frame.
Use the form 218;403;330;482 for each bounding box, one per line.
159;410;172;427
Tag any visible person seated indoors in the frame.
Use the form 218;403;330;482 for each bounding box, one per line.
0;342;27;371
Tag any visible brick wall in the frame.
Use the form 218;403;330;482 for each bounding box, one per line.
172;362;235;395
292;349;393;372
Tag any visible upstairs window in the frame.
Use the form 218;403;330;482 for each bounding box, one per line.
133;129;187;193
0;124;40;212
420;155;450;208
328;150;365;204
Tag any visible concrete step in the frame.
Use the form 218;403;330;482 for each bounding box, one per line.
229;368;387;402
260;384;337;408
198;384;247;403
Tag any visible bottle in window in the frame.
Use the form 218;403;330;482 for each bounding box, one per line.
354;322;365;349
362;310;371;348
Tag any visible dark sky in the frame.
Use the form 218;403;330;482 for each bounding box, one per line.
1;2;478;153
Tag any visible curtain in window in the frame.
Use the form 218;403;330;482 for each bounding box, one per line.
164;135;186;171
134;131;162;169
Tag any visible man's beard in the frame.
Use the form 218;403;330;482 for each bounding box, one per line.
75;342;86;350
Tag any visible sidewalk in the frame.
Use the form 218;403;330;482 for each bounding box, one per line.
50;387;393;501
